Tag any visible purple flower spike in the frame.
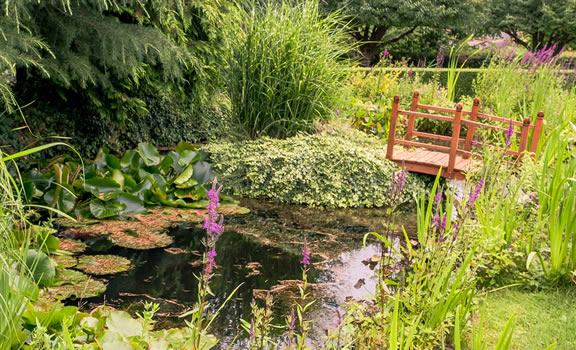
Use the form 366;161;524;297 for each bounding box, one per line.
391;164;407;195
434;191;442;203
382;48;388;58
432;214;440;228
407;69;413;78
300;239;311;266
440;214;447;232
469;178;485;205
505;119;514;147
436;47;445;68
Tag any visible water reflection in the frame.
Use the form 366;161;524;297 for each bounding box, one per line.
80;199;415;348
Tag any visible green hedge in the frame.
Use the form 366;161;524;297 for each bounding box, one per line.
206;129;425;208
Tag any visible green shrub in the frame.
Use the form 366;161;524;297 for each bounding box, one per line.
220;0;352;139
205;128;425;208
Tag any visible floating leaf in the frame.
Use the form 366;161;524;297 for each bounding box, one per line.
52;255;77;268
53;268;88;286
47;278;107;300
58;239;87;254
76;255;132;275
109;231;173;250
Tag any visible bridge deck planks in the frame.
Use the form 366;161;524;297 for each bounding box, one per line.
391;148;479;180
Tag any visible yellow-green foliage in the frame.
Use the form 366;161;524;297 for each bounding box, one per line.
206;129;425;208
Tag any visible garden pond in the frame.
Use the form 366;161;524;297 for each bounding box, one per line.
59;199;415;348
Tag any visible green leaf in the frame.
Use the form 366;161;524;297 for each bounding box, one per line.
111;170;125;189
43;187;76;213
175;141;197;153
137;142;161;166
111;193;146;215
178;150;200;167
105;154;121;170
84;178;121;196
174;186;205;200
158;155;174;174
192;160;212;184
174;165;194;185
175;178;199;189
89;200;126;219
25;249;56;286
106;311;143;337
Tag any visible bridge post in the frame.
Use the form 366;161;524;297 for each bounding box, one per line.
463;98;480;159
448;104;463;178
518;117;531;156
405;90;420;141
529;111;545;154
386;95;401;160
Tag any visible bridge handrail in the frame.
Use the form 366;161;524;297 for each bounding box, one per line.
386;90;545;178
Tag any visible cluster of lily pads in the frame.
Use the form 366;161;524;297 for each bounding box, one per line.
23;142;225;219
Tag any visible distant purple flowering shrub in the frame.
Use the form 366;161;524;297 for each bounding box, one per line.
505;119;514;147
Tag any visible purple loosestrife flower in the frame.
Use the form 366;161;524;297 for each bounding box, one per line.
300;239;311;266
468;178;485;205
391;164;407;195
434;191;442;203
432;214;440;228
382;48;388;58
203;178;224;277
335;109;341;116
334;310;343;328
505;119;514;147
407;69;413;78
440;214;447;232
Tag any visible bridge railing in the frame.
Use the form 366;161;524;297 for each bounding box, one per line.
386;90;544;177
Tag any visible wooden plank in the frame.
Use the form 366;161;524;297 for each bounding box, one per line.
477;112;530;127
394;139;451;153
398;110;455;123
461;119;521;135
412;131;466;143
417;104;457;114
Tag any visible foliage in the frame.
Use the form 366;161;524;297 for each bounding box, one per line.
320;0;483;65
23;142;221;219
2;92;227;159
206;128;426;208
483;0;576;54
220;0;352;139
21;304;219;349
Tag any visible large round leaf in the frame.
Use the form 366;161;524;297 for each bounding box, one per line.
89;200;126;219
192;160;212;184
84;178;121;196
111;193;146;215
43;186;76;213
25;249;56;286
106;311;143;337
137;142;161;166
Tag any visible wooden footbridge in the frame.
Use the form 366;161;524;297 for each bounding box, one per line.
386;91;544;180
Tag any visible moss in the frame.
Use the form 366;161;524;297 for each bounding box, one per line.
206;129;426;208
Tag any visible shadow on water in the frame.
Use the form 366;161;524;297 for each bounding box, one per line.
80;199;416;348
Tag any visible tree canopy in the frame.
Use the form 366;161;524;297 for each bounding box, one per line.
0;0;223;121
320;0;483;65
484;0;576;54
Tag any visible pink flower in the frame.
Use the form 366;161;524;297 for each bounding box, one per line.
300;239;311;266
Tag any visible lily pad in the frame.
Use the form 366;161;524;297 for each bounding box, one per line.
109;231;173;250
47;278;107;300
218;204;250;215
52;255;78;268
58;239;87;254
77;255;132;275
54;269;89;286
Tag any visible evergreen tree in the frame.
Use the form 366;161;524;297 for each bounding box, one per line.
0;0;224;122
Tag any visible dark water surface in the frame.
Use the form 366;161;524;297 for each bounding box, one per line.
81;199;415;347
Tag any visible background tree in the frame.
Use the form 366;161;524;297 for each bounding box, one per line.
0;0;224;121
320;0;483;65
484;0;576;54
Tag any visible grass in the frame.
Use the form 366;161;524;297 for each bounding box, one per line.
471;288;576;349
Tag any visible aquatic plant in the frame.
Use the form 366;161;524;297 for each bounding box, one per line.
22;142;225;219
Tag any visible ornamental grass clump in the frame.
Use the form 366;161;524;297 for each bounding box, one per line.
220;0;353;139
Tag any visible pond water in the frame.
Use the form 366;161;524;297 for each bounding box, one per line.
80;199;416;348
